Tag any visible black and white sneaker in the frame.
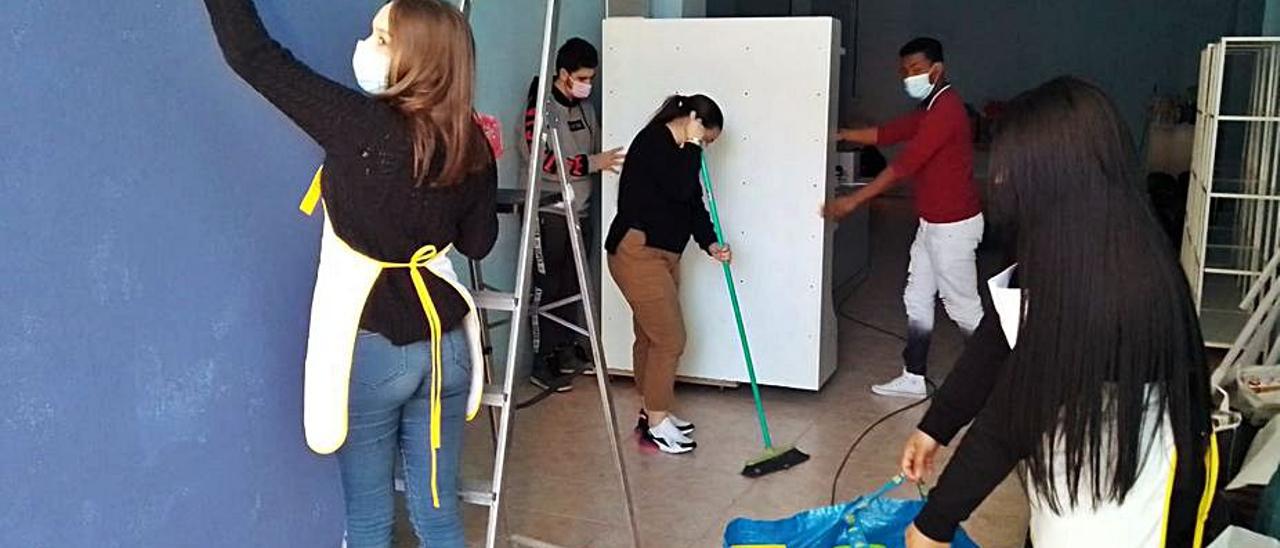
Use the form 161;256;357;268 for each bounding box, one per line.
637;409;695;435
529;354;573;393
556;343;596;375
644;417;696;454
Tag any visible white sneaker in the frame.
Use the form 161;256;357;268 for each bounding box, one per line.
871;371;927;398
668;414;695;435
638;409;695;435
645;417;697;454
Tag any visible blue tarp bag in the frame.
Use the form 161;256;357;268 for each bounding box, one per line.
723;476;979;548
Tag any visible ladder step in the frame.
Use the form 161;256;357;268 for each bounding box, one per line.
459;478;497;507
474;290;518;312
481;383;508;408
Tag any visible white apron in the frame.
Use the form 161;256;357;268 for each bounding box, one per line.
298;167;485;507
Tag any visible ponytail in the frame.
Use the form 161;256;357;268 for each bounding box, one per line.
648;93;725;130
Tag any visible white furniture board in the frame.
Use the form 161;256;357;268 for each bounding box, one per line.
600;17;840;390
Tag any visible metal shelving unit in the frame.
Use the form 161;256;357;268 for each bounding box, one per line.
1183;37;1280;347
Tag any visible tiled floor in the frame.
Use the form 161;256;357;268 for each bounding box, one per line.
397;196;1029;547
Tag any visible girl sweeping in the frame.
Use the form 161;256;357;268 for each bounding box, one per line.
898;77;1216;547
202;1;496;546
605;94;730;455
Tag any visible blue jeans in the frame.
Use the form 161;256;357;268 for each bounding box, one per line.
338;328;471;548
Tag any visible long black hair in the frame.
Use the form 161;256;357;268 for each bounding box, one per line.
648;94;724;130
990;76;1211;512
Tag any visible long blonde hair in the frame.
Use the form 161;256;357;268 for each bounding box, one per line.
383;0;490;187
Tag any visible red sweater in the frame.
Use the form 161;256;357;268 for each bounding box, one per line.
878;86;981;224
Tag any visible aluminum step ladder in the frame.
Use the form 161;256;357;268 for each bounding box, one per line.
455;1;639;546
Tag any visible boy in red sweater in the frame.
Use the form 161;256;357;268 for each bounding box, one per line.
824;38;984;398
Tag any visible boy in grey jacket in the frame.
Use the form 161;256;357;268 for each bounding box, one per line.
519;38;624;392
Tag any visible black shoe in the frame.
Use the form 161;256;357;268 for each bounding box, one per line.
529;369;573;392
556;343;594;375
530;354;573;393
572;342;592;364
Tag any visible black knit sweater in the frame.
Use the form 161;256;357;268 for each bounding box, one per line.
605;123;717;256
203;0;498;345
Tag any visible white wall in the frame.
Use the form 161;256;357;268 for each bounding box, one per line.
601;17;840;390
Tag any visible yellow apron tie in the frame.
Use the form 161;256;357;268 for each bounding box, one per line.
301;165;449;509
300;166;323;216
1160;433;1222;548
1192;434;1220;548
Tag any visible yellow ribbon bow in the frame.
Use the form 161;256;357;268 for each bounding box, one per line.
301;165;449;508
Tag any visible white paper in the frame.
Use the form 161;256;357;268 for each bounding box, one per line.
1208;526;1280;548
988;264;1022;348
1227;414;1280;490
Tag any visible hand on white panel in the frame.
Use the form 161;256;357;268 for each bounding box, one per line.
591;147;626;174
821;195;860;221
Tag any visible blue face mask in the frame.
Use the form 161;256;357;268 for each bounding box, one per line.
903;72;936;100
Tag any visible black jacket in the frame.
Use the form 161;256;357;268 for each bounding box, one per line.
605;124;716;255
203;0;498;344
914;271;1213;547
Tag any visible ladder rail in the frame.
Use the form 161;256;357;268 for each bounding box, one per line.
482;1;561;547
458;3;638;547
548;128;642;547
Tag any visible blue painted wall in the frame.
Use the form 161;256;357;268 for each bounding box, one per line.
849;0;1248;134
1266;0;1280;35
0;1;380;545
0;0;603;545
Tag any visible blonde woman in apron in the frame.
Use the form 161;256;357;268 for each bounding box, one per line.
898;77;1218;547
202;1;497;546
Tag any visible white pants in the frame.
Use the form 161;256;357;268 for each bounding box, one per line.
902;214;985;375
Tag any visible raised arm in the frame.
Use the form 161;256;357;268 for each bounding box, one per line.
835;127;879;145
822;106;952;221
876;109;924;146
202;0;382;149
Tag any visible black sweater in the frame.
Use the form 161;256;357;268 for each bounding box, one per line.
203;0;497;345
914;283;1210;546
605;124;717;255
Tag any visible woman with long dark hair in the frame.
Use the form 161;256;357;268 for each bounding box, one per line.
898;77;1216;547
605;94;730;454
203;1;496;546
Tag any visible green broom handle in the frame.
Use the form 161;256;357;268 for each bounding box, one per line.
697;156;774;450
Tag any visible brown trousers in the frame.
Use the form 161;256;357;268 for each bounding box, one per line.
607;230;685;413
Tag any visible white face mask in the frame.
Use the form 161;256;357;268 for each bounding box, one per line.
903;71;936;100
570;80;593;99
352;38;391;95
